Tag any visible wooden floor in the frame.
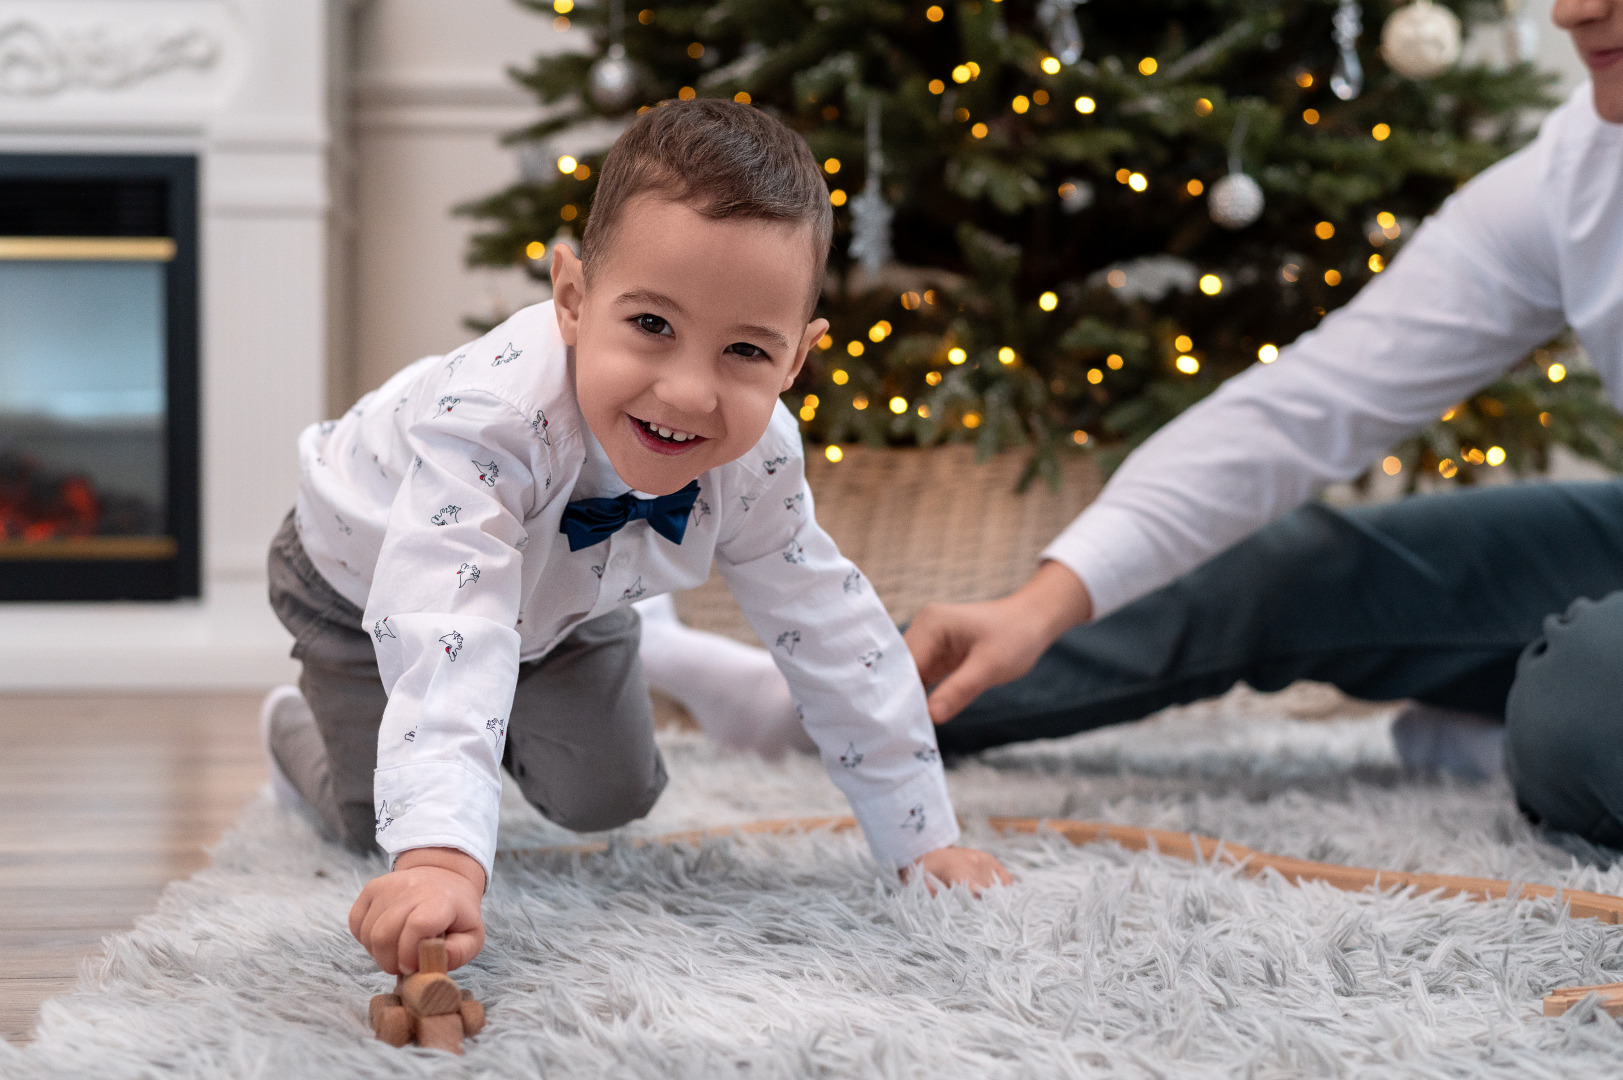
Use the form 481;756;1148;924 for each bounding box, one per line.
0;692;266;1043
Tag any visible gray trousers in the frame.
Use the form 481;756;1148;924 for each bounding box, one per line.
936;480;1623;851
267;512;666;853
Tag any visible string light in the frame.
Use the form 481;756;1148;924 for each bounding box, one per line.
917;404;931;418
557;155;578;174
901;291;922;309
799;404;816;421
1033;89;1049;105
997;347;1017;365
929;78;946;94
830;189;847;206
1075;96;1096;114
687;42;705;58
971;123;989;138
1382;456;1401;476
1303;108;1320;124
1324;269;1342;285
1258;344;1279;362
734;91;751;104
849;340;867;357
1107;269;1127;288
554;0;574;11
925;371;942;386
1540;411;1553;427
1376;211;1397;228
1464;448;1485;464
560;204;578;221
1012;95;1030;114
853;394;869;410
926;4;944;20
554;15;570;30
1372;123;1391;141
1486;446;1507;466
1138;57;1158;75
1038;291;1058;311
1041;56;1062;74
954;107;971;122
1072;430;1089;445
868;320;892;342
1186;179;1204;196
817;333;833;349
573;163;591;180
825;445;844;462
952;64;973;83
1115;168;1132;184
1369;254;1385;272
823;158;841;174
948;347;967;365
889;396;908;414
966;61;980;77
1548;362;1567;382
1128;172;1147;192
962;411;982;428
832;369;849;384
1106;353;1124;369
1296;71;1314;88
638;8;655;22
1174;335;1193;352
1194;98;1213;116
1315;221;1335;240
1199;274;1222;295
526;241;546;260
1441;407;1456;421
1438;458;1458;478
678;86;696;100
1087;368;1104;384
1176;355;1200;374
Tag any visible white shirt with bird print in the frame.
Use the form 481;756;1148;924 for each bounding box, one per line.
295;300;957;885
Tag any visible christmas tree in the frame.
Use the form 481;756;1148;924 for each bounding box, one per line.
461;0;1621;489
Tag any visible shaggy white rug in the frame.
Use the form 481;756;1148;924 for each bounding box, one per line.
8;689;1623;1078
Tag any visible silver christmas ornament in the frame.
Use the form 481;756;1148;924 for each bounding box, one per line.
1037;0;1086;65
848;100;893;276
1209;173;1264;229
1058;178;1093;214
589;45;638;111
1381;0;1462;80
1330;0;1364;100
1208;116;1263;230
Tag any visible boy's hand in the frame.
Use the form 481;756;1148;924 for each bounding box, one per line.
349;847;486;975
902;845;1013;896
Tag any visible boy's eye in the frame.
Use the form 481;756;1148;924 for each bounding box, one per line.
632;313;672;336
726;342;768;360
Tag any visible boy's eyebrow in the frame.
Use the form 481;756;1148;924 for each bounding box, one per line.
616;287;792;351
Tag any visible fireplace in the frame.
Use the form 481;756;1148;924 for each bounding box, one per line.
0;155;199;601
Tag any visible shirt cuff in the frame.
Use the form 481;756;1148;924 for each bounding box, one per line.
1039;502;1168;622
846;767;961;870
373;759;503;890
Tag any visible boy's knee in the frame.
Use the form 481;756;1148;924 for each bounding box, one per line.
512;750;667;834
1505;593;1623;846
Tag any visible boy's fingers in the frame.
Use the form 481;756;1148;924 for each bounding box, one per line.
445;928;485;971
366;901;413;976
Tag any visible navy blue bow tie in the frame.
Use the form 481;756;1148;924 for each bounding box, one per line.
559;480;701;552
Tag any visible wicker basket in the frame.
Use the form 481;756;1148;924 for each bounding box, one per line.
674;446;1101;643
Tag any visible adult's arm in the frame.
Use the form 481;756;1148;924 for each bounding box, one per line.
911;122;1568;722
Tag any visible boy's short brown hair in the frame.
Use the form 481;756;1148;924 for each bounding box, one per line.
581;99;833;307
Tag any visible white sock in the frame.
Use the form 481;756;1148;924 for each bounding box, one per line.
634;596;815;759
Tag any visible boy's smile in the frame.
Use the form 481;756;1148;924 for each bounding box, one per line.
551;197;829;496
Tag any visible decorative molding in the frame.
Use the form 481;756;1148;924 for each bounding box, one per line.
0;19;219;97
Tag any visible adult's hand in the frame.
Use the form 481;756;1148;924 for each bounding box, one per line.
905;560;1093;724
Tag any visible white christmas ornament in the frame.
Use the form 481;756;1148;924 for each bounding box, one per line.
1381;0;1462;80
1209;173;1264;229
590;44;638;110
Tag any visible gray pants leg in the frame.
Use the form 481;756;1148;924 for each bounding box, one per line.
267;512;667;852
1506;592;1623;849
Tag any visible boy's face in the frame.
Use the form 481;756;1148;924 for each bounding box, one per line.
553;197;829;496
1555;0;1623;121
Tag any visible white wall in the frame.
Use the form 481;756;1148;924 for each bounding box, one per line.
346;0;575;405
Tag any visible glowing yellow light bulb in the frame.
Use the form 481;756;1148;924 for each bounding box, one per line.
1128;172;1147;192
1106;353;1124;370
947;347;967;365
1194;98;1213;116
1376;211;1397;229
952;64;972;83
1012;95;1030;114
1296;71;1314;88
817;333;833;350
525;241;546;260
917;404;931;418
1071;429;1089;445
1138;57;1158;75
831;369;849;385
1038;291;1058;311
1324;269;1342;286
1315;221;1335;240
929;78;946;94
962;411;982;429
1368;254;1385;273
868;321;891;342
852;394;869;410
1186;178;1204;196
678;86;696;101
1372;123;1391;141
997;346;1016;365
1075;96;1096;114
971;123;989;139
1486;446;1507;466
824;445;844;462
1174;335;1193;352
1175;355;1200;374
847;341;864;356
1548;362;1567;382
1302;108;1320;125
829;189;847;206
889;396;908;414
798;405;816;421
1087;368;1103;384
1041;56;1062;75
734;91;751;104
925;371;942;386
557;155;578;174
1382;456;1401;476
1199;274;1222;295
1258;344;1279;363
926;4;944;21
823;158;841;174
1439;459;1458;478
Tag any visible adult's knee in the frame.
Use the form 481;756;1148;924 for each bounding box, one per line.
1505;594;1623;847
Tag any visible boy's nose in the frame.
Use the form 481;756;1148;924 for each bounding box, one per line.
652;355;720;417
1552;0;1614;30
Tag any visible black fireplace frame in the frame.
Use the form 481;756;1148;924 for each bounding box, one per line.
0;154;200;601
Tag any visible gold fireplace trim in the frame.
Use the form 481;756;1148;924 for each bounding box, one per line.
0;237;176;262
0;536;178;561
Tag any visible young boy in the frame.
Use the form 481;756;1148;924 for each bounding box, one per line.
264;99;1010;977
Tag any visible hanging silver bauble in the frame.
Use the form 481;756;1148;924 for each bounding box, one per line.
589;44;638;111
1381;0;1462;80
1329;0;1364;100
1058;178;1094;214
1209;172;1264;230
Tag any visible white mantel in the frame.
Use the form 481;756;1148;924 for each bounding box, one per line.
0;0;353;687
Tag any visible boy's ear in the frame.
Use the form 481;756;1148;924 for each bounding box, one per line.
785;317;830;393
551;245;585;346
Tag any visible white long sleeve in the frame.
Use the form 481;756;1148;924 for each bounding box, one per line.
1044;86;1622;620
